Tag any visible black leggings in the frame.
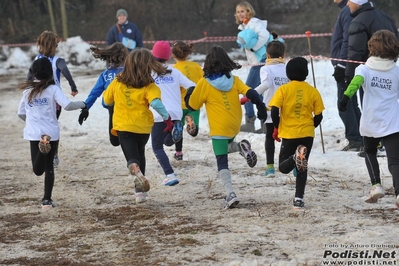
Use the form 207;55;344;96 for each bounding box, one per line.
117;131;150;175
264;123;275;165
278;137;314;199
364;133;399;196
30;140;58;200
107;106;120;147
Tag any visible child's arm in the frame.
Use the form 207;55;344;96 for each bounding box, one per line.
338;75;364;111
56;58;78;96
314;113;323;128
150;98;173;132
246;89;267;121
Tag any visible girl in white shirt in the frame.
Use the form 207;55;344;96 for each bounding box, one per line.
18;58;86;209
339;30;399;209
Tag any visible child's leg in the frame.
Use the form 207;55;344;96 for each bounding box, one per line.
383;133;399;197
363;136;382;185
30;140;57;201
213;138;239;208
107;106;120;147
151;122;174;176
277;139;297;174
265;123;275;165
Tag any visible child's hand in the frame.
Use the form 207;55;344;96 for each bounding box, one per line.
272;128;281;142
240;97;250;105
163;116;174;133
71;90;79;97
338;95;350;112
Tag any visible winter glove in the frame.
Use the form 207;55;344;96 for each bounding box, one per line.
332;65;345;83
240;97;250;105
78;108;89;125
163;115;174;133
272;127;281;142
256;103;267;122
338;95;350;112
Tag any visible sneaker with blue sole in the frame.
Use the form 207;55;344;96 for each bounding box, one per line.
164;173;179;186
172;121;183;143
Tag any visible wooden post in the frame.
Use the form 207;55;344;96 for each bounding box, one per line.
47;0;57;35
60;0;68;40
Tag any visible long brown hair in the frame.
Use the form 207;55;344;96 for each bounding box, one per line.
90;42;128;67
36;31;59;56
203;45;241;78
116;48;169;88
19;79;55;104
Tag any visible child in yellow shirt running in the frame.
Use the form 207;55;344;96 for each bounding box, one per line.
171;41;204;161
103;48;174;204
269;57;325;210
185;45;267;209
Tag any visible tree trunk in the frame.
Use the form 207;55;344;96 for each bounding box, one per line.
60;0;68;40
47;0;57;35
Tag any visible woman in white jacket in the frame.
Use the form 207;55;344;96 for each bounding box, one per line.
235;1;270;133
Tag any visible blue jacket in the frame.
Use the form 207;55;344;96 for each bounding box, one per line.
237;28;267;63
106;21;143;50
330;0;351;68
84;66;124;109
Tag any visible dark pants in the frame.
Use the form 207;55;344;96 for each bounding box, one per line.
30;140;58;200
244;63;263;118
265;123;275;165
151;122;174;176
363;133;399;196
107;106;120;146
278;137;314;199
337;81;362;142
117;131;149;175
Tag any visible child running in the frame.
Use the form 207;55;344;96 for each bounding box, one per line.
18;57;86;209
103;48;173;204
78;42;128;147
185;45;267;209
269;57;325;209
150;41;196;186
338;29;399;208
240;37;289;178
171;41;204;161
27;30;79;167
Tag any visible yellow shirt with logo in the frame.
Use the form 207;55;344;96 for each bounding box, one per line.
188;76;250;138
173;61;203;109
103;79;161;135
269;80;325;139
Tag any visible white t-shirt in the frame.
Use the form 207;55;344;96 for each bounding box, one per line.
255;63;289;123
356;63;399;138
151;65;195;122
18;84;71;141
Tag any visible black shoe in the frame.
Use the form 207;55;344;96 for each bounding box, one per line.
293;199;304;209
174;153;183;161
342;141;362;151
41;199;53;209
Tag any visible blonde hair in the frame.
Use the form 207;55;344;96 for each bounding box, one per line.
36;31;59;56
234;1;256;25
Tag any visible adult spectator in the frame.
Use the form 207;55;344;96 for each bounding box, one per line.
331;0;362;151
106;9;143;51
345;0;399;104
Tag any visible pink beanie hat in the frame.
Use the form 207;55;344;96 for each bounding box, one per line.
349;0;368;5
152;41;171;60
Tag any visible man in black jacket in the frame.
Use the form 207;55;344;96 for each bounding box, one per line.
345;0;399;156
345;0;399;104
331;0;362;151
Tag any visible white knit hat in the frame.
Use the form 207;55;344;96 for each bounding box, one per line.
349;0;368;5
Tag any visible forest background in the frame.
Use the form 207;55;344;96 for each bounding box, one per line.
1;0;399;57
